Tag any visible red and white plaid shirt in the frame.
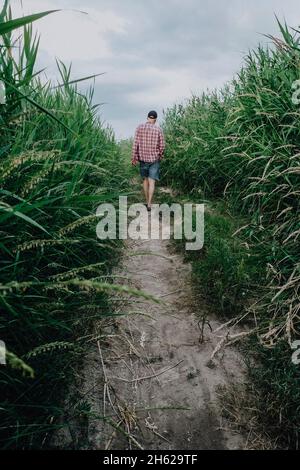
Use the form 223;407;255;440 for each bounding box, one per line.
132;122;165;164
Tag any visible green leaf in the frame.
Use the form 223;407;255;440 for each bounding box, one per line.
0;206;50;234
53;72;106;89
1;77;77;135
0;10;59;35
0;0;9;23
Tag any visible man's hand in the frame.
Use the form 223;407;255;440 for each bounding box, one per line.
131;160;138;166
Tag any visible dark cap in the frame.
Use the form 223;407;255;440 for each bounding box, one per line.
148;110;158;119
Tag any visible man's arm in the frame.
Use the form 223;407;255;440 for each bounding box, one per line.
131;128;140;165
158;129;165;160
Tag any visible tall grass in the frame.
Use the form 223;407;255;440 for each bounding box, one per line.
162;20;300;447
163;20;300;344
0;4;128;448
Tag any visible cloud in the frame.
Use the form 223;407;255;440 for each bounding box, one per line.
8;0;300;138
11;0;128;61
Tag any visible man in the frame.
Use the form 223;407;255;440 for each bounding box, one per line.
131;110;165;211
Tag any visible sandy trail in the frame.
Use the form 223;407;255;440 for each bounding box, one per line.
54;205;246;450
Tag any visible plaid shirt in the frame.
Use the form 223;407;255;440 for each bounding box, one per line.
132;122;165;164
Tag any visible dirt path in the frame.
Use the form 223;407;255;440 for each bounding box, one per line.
54;203;247;450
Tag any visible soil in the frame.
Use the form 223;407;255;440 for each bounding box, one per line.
52;201;247;450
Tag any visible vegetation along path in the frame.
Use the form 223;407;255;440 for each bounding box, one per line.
1;6;300;451
54;188;247;450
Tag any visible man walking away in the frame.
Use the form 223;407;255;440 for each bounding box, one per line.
131;110;165;211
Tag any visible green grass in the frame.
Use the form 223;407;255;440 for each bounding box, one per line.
247;339;300;449
161;19;300;448
0;4;130;449
191;211;261;315
162;18;300;342
2;3;300;450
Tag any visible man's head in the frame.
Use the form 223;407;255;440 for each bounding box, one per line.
147;110;158;124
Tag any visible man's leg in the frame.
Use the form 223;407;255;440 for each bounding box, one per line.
143;178;149;204
147;178;156;208
147;161;159;209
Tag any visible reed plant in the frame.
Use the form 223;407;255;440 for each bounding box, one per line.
162;19;300;447
0;3;129;448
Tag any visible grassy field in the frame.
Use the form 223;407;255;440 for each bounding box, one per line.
0;5;131;449
1;4;300;450
161;20;300;448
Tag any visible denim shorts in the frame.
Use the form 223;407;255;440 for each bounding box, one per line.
140;160;160;181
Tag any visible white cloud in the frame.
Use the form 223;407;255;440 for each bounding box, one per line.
7;0;300;138
10;0;128;61
125;67;233;109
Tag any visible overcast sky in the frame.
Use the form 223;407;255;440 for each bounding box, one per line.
9;0;300;139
